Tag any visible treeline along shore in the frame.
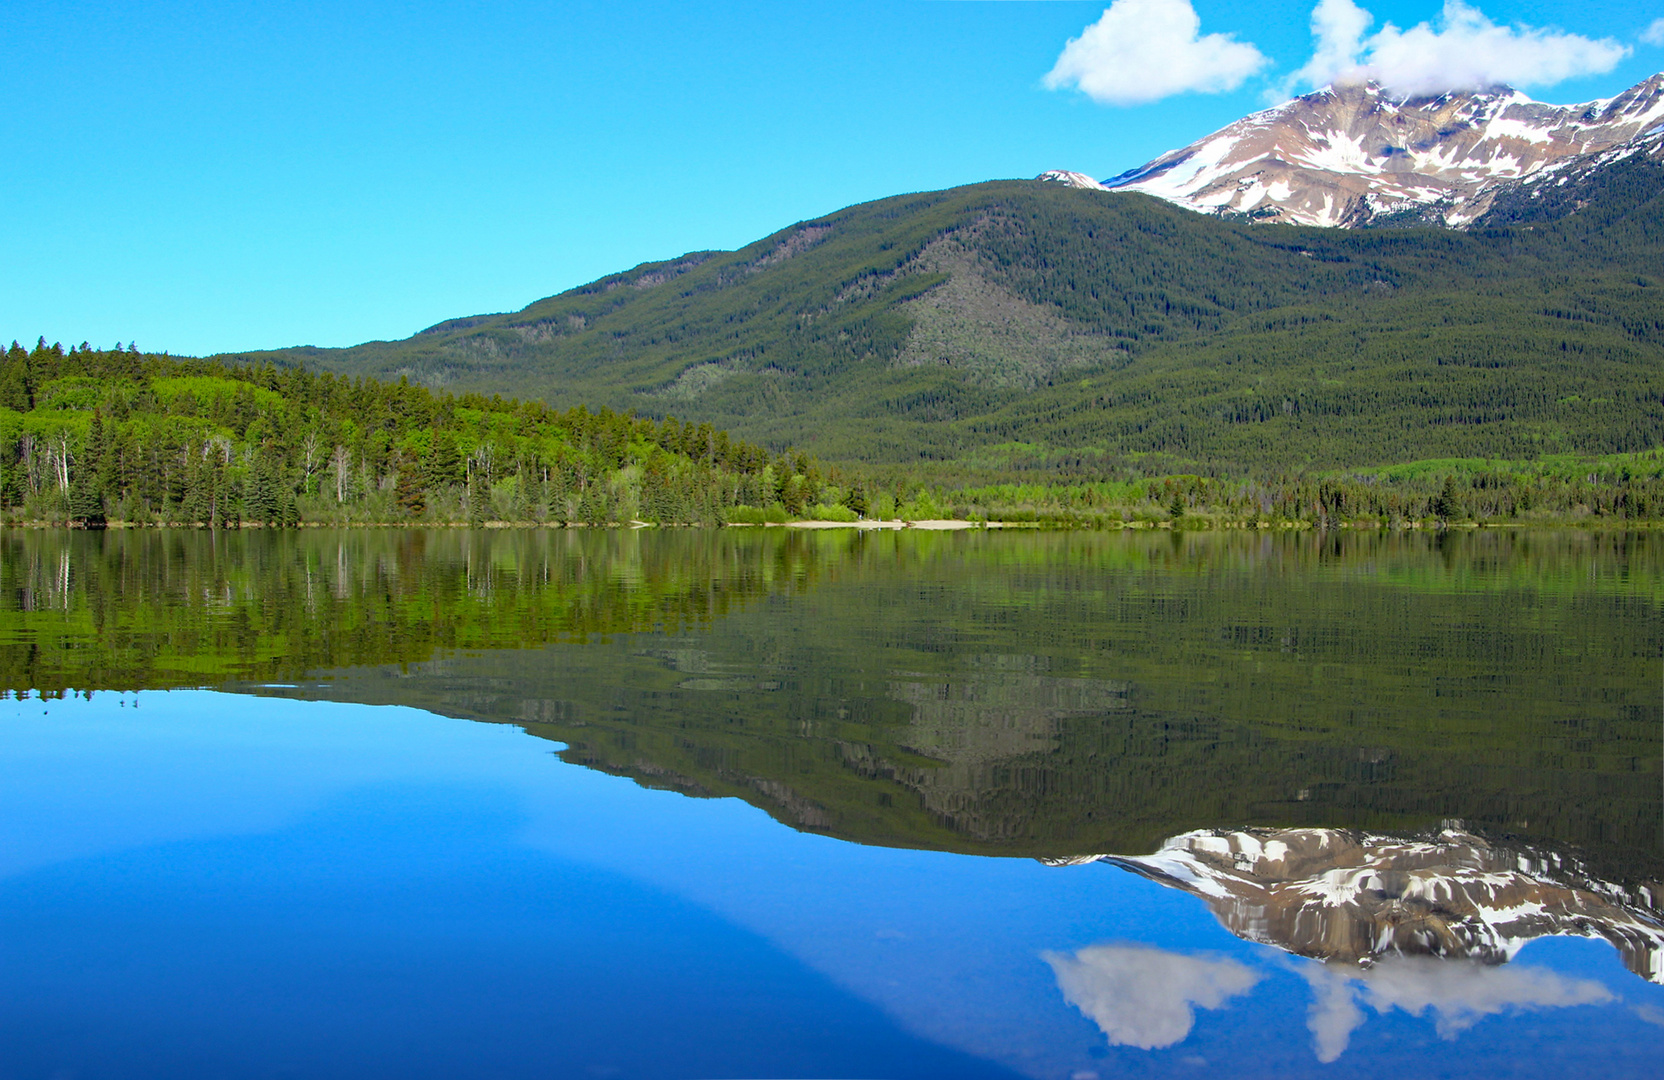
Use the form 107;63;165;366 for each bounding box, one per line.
5;339;1664;529
0;339;852;528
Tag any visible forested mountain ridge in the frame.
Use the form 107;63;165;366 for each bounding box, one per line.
227;147;1664;473
0;342;847;526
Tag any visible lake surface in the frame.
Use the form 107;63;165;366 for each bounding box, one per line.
1;528;1660;1078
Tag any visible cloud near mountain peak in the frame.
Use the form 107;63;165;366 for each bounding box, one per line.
1292;0;1631;97
1045;0;1633;106
1042;0;1268;106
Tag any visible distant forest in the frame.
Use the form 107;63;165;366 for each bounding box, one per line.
0;340;857;527
5;338;1664;529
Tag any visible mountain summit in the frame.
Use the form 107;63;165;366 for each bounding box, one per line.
1051;73;1664;228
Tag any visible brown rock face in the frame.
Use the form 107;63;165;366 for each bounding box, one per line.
1087;75;1664;227
1061;826;1664;984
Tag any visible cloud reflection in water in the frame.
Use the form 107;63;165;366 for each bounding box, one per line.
1301;955;1612;1062
1046;941;1614;1062
1042;943;1260;1049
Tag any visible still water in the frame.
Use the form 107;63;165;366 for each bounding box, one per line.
0;528;1660;1078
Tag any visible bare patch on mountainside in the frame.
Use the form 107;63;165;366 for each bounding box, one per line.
895;235;1122;389
502;318;569;345
605;252;716;293
649;359;744;402
750;223;833;271
441;335;505;363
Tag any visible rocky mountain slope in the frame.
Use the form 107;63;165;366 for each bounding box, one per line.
1050;73;1664;228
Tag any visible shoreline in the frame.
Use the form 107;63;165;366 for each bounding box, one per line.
2;517;1657;531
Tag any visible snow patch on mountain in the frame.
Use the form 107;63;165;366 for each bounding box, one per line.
1036;170;1108;191
1040;72;1664;228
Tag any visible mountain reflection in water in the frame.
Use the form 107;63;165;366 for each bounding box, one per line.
1043;823;1664;1060
2;527;1661;1074
1079;826;1664;983
4;526;1659;867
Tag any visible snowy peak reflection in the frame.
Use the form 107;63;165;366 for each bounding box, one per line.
1056;826;1664;984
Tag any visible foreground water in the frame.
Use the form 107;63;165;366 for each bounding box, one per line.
1;529;1660;1078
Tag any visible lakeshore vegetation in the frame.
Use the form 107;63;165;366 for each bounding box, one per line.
5;338;1664;529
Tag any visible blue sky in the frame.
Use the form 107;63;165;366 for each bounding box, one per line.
4;1;1662;356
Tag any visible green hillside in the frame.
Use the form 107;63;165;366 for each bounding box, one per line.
226;152;1664;473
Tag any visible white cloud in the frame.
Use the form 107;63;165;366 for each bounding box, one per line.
1644;19;1664;47
1300;957;1613;1062
1043;0;1268;106
1298;0;1375;89
1291;0;1631;97
1043;943;1260;1050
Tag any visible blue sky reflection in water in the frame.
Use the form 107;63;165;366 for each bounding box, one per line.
1;690;1660;1079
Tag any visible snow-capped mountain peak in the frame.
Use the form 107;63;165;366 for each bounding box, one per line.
1040;72;1664;228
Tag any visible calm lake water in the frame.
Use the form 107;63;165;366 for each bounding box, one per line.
1;528;1660;1078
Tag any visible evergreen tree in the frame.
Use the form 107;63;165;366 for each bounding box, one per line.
279;475;300;526
68;475;105;527
1432;474;1464;522
426;434;461;489
67;411;108;526
781;474;807;518
0;361;27;411
576;484;606;526
395;452;426;519
550;460;577;522
246;448;286;525
216;467;239;529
